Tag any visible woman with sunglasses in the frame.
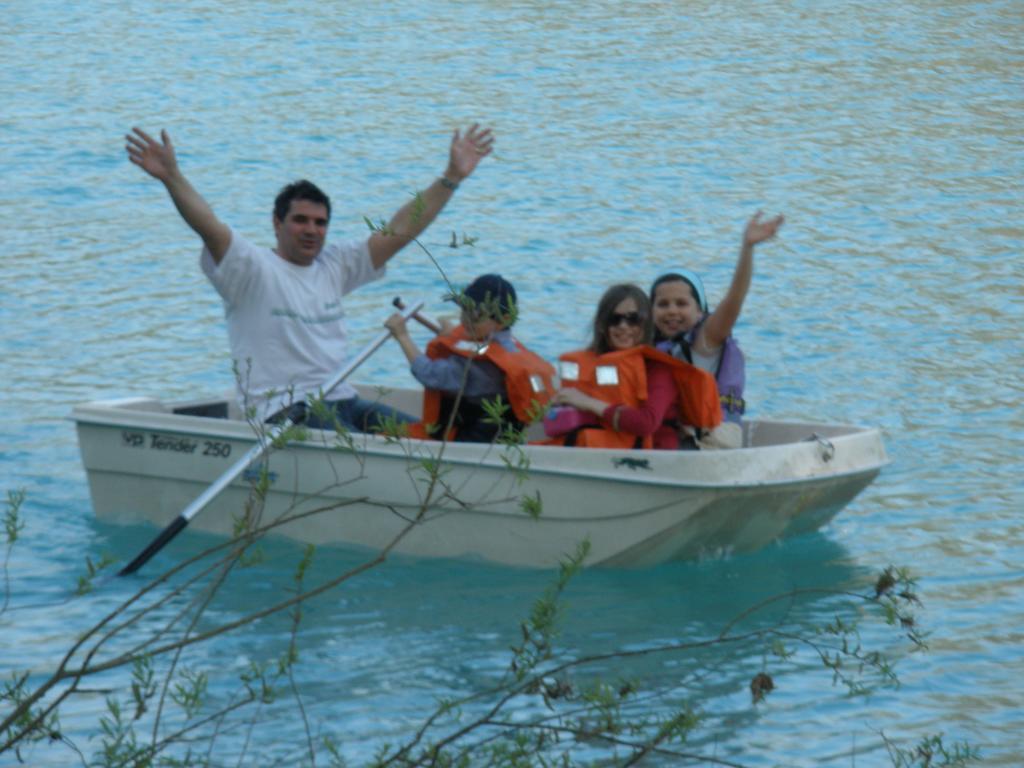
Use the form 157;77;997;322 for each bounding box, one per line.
649;212;784;448
548;284;721;449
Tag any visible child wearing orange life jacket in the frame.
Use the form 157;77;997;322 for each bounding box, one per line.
549;284;721;450
384;274;555;443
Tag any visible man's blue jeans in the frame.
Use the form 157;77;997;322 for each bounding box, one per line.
268;396;416;433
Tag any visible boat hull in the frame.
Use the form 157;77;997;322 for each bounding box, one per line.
72;392;887;568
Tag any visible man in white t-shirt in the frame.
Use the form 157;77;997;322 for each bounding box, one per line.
125;124;494;429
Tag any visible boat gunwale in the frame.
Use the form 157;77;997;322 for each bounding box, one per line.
71;402;890;491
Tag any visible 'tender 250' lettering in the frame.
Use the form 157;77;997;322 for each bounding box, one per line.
121;431;232;459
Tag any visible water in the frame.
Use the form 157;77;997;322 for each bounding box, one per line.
2;0;1022;764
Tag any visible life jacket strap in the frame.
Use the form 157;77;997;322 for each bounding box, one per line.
720;393;746;414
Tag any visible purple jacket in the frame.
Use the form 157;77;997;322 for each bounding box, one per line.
657;317;746;424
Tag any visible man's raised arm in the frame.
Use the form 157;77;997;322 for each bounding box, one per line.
368;124;494;270
126;128;232;264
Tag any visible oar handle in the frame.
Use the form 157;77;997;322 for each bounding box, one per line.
118;299;426;577
393;296;442;334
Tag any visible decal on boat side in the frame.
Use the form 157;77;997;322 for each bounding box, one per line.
612;457;651;471
122;431;144;447
243;467;277;484
150;434;198;453
120;431;232;458
201;440;232;458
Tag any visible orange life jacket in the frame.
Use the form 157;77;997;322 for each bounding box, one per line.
410;325;556;441
550;346;722;449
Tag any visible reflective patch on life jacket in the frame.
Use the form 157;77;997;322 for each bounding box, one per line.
560;361;580;381
529;374;546;393
595;365;620;386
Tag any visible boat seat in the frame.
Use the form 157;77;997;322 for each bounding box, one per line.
172;401;230;419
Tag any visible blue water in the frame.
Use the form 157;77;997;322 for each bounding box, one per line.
2;0;1022;764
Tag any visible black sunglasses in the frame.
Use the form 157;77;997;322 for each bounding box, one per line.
609;311;643;328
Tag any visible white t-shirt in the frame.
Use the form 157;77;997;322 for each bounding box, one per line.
689;344;723;377
687;321;724;377
201;229;385;420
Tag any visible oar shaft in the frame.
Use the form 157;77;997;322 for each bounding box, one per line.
119;435;275;576
118;300;425;577
322;324;407;396
182;440;272;522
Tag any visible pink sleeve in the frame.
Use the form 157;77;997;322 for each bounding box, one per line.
601;362;677;436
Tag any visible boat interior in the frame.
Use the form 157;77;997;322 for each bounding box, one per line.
93;385;871;450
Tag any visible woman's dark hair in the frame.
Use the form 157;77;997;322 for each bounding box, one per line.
274;179;332;223
590;283;653;354
649;273;704;342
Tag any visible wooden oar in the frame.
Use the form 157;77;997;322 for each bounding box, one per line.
392;296;442;333
118;299;426;577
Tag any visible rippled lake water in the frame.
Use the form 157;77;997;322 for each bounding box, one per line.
2;0;1022;764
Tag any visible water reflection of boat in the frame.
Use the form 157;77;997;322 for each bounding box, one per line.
71;386;888;568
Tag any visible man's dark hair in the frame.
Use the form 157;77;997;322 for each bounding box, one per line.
274;180;331;223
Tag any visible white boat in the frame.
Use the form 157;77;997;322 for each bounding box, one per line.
71;386;888;569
